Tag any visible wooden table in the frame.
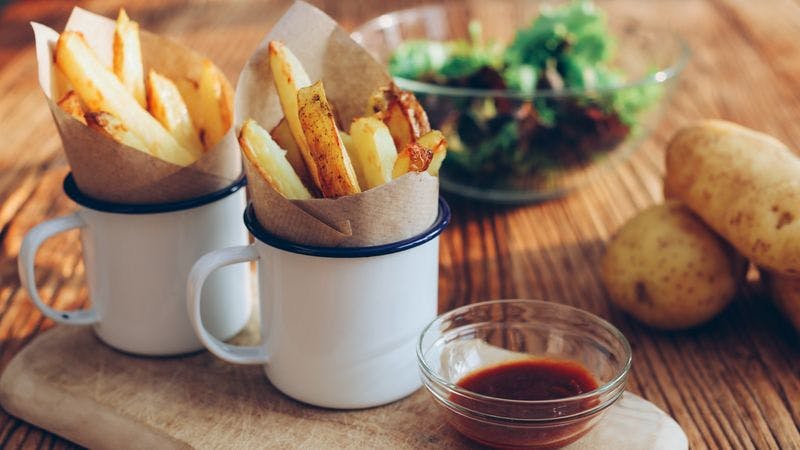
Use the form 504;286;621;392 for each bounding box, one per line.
0;0;798;448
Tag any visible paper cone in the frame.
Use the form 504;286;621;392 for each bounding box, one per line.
235;1;439;247
33;7;241;204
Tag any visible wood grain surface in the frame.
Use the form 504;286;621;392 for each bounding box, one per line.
0;325;687;449
0;0;798;449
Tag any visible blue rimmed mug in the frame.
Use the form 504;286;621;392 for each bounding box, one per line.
18;174;252;356
187;198;450;409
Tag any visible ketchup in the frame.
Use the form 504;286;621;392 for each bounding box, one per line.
445;358;601;449
457;358;599;401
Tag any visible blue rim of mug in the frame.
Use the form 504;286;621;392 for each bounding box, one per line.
244;197;450;258
63;172;247;214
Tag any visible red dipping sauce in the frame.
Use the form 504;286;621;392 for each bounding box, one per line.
458;359;599;401
445;358;602;449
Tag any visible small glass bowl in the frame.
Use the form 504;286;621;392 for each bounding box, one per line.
352;2;690;203
417;300;631;449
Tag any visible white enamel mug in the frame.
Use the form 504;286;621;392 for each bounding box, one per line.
187;199;450;409
18;173;252;356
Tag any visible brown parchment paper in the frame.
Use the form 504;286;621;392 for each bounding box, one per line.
235;1;439;247
32;7;241;204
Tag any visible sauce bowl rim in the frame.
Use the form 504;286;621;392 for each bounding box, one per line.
416;299;632;418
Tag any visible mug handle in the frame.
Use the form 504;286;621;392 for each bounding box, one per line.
18;212;99;325
187;244;269;364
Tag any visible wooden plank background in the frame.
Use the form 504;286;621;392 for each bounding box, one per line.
0;0;797;448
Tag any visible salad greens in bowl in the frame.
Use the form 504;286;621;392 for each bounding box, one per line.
353;0;689;203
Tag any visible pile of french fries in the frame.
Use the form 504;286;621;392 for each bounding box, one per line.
239;41;447;200
54;9;231;167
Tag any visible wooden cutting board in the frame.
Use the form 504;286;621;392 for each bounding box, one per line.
0;325;687;449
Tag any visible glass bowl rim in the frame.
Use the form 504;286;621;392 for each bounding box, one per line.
416;299;633;410
351;3;692;99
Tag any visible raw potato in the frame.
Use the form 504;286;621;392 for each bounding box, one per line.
601;202;737;330
665;120;800;276
765;272;800;331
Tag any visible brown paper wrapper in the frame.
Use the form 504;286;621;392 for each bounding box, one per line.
32;7;242;204
235;1;439;247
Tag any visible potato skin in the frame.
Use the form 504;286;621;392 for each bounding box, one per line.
664;120;800;276
765;272;800;332
601;202;737;330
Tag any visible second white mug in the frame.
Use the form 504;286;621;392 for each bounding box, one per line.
188;198;450;409
19;174;252;356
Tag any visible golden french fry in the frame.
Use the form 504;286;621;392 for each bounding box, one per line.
147;69;204;159
174;77;202;128
339;130;353;153
51;65;73;102
297;81;360;198
417;130;447;176
427;150;447;177
339;130;358;183
57;91;86;125
368;84;431;150
392;142;433;178
56;31;195;166
383;103;416;150
197;60;233;150
113;8;146;107
85;111;147;151
349;117;398;189
240;119;311;200
268;41;320;189
270;118;312;190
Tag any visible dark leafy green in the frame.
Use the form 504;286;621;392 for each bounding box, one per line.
388;0;664;185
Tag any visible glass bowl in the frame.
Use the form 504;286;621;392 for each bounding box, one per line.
417;300;631;449
352;1;690;203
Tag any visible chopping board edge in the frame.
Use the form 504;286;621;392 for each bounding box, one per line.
0;326;190;450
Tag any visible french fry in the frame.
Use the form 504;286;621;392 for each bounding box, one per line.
297;81;360;198
349;117;398;189
240;119;311;200
339;130;353;153
57;91;86;125
196;60;233;150
392;142;433;178
51;65;73;102
339;130;357;183
268;41;320;189
270;118;312;190
85;111;147;151
55;31;195;166
416;130;447;176
174;77;202;128
427;151;446;176
147;69;204;159
367;84;431;150
113;8;146;107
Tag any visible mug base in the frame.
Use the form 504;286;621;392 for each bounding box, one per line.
265;371;423;410
92;321;247;357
